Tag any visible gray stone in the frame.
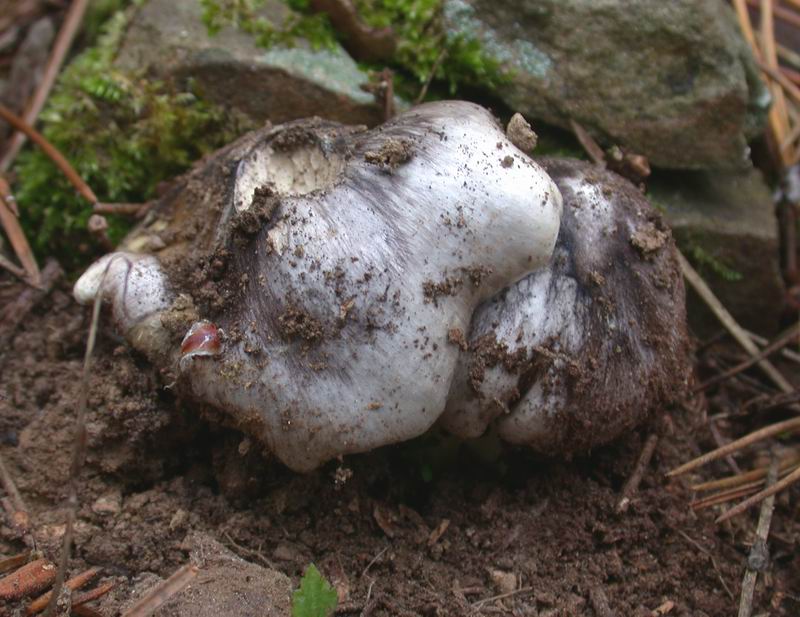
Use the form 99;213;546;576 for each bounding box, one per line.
444;0;770;170
649;168;783;335
116;0;388;126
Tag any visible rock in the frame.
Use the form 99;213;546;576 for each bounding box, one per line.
443;0;769;170
649;168;783;335
116;0;388;127
118;533;292;616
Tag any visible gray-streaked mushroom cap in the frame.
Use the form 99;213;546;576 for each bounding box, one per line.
442;158;690;454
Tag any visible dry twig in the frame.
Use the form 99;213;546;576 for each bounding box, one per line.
677;252;794;394
26;567;101;614
737;457;778;617
0;559;56;601
121;563;199;617
760;0;792;163
308;0;395;62
93;202;148;217
415;48;448;105
0;253;27;279
569;119;605;165
668;416;800;477
43;276;105;617
0;178;40;285
708;419;742;475
0;0;91;171
692;450;800;492
0;104;98;204
71;580;116;607
717;463;800;522
617;433;659;513
696;324;800;392
0;553;31;576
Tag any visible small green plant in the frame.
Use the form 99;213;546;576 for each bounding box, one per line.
291;564;338;617
14;7;250;269
354;0;508;93
688;244;743;282
199;0;338;49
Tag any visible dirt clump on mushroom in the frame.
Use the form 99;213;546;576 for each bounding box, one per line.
233;184;282;236
277;304;325;343
467;334;530;393
447;327;468;351
364;137;414;172
422;275;464;304
630;221;669;256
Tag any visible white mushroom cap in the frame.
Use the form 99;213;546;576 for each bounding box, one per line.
181;101;562;471
74;252;173;333
72;101;563;472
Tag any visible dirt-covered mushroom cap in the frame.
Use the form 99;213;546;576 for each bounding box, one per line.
74;101;563;472
441;158;690;454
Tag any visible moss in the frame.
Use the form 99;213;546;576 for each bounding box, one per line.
15;5;253;270
200;0;338;49
354;0;508;94
686;242;743;283
199;0;508;98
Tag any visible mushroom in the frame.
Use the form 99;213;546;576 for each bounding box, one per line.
441;158;691;454
74;101;563;472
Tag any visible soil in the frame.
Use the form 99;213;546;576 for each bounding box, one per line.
364;138;414;172
0;276;798;616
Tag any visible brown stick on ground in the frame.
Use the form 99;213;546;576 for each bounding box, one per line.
0;553;31;576
415;48;448;105
0;104;98;204
0;178;40;285
696;324;800;392
120;564;199;617
745;328;800;364
71;580;117;608
668;416;800;477
709;420;742;475
93;202;148;217
569;119;605;165
737;457;778;617
0;253;27;279
717;464;800;523
0;259;62;349
617;433;659;513
308;0;396;62
757;58;800;108
26;567;101;615
0;0;91;172
692;450;800;492
42;282;104;617
677;252;795;395
0;559;56;601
